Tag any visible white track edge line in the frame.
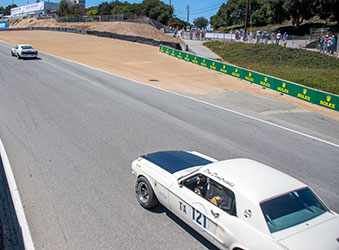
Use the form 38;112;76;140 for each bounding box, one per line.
1;40;338;148
0;138;35;250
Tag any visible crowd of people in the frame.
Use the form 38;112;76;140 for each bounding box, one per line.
174;27;206;40
318;35;337;54
233;29;289;46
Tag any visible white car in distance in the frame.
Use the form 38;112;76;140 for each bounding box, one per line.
132;150;339;250
11;44;38;59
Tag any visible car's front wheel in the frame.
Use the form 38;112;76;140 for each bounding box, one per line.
17;54;21;59
11;51;14;56
135;176;158;209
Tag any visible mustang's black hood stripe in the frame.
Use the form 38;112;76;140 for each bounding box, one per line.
141;151;212;174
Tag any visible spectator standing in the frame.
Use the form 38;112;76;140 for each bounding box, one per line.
249;31;252;41
276;31;282;45
271;33;275;44
283;32;288;47
323;35;329;53
330;35;336;54
327;38;332;54
319;36;324;52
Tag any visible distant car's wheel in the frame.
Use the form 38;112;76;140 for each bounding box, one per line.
135;176;158;209
11;51;14;56
17;54;21;59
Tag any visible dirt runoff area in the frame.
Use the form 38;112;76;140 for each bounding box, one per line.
0;30;338;120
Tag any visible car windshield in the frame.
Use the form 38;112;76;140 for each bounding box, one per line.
21;46;33;49
260;188;327;233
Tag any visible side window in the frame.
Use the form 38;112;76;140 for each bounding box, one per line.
183;174;236;216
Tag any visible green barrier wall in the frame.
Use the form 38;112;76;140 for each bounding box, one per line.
159;45;338;112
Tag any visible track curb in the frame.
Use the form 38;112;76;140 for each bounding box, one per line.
0;138;35;250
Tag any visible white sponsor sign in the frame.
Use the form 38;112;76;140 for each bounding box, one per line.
11;2;44;15
0;23;4;28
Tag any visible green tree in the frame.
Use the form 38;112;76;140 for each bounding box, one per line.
317;0;339;23
141;0;173;24
0;4;17;15
283;0;316;27
97;2;112;15
170;17;188;29
57;0;81;17
193;16;209;29
87;6;98;16
57;0;70;17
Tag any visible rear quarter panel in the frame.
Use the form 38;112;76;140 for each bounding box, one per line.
132;158;175;208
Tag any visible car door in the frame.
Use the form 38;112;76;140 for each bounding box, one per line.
168;174;226;246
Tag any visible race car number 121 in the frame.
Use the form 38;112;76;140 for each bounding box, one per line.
190;203;209;230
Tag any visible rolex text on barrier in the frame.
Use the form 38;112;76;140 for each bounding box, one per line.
159;45;338;112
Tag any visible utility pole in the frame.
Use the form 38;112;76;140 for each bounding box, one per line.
244;0;249;40
186;5;189;25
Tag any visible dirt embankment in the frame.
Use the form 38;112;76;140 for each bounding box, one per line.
8;17;183;45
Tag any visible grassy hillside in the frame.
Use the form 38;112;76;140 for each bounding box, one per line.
204;41;339;95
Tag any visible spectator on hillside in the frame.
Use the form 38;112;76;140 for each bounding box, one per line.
276;31;282;45
326;38;332;54
283;32;288;47
264;32;270;44
319;36;324;52
330;35;336;54
271;33;275;44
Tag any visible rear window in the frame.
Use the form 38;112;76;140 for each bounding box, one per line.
260;188;327;233
21;46;33;49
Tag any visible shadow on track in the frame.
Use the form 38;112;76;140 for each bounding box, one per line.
149;205;219;250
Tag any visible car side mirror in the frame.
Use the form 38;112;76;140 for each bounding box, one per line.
178;180;183;188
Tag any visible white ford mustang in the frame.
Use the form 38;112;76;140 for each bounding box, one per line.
11;44;38;59
132;151;339;250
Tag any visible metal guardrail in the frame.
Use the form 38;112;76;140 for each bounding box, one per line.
160;45;338;112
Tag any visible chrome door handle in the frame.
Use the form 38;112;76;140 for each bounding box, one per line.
211;210;219;218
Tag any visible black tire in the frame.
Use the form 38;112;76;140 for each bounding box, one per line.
17;54;21;59
11;51;14;56
135;176;158;209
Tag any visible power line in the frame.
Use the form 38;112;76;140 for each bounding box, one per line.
175;1;223;14
189;6;221;15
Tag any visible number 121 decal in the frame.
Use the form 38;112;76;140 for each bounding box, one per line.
190;203;209;230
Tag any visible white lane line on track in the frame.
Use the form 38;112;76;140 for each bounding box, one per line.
0;138;35;250
1;41;337;149
42;52;339;149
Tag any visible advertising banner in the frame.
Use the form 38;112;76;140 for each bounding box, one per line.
159;45;339;111
11;2;44;16
0;21;8;30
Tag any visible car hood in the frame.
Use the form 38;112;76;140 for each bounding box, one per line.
277;213;339;250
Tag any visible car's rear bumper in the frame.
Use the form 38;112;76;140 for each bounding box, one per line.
20;54;38;58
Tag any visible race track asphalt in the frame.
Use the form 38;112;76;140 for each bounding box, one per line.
0;42;338;250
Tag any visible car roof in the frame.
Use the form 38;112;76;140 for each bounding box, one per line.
199;158;307;203
19;44;33;47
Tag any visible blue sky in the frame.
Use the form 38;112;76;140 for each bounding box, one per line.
1;0;225;22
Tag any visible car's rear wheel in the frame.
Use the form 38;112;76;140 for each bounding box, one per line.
135;176;158;209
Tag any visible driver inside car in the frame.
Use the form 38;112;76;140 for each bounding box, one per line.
194;176;208;197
